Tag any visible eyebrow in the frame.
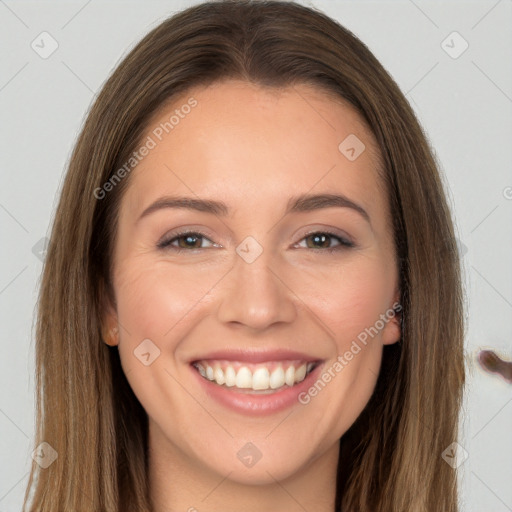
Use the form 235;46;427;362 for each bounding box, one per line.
137;193;371;225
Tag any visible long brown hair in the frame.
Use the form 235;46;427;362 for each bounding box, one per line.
23;1;465;510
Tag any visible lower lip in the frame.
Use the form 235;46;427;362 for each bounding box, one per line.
190;363;324;416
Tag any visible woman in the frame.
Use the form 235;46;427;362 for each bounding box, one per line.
23;1;465;510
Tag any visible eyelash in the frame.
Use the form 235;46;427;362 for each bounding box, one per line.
157;229;355;253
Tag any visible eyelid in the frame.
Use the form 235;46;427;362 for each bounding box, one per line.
294;226;354;247
157;226;355;252
157;228;219;250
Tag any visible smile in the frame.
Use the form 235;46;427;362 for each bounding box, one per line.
188;349;325;415
192;360;319;393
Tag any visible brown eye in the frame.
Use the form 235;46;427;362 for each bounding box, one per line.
157;231;218;251
298;231;354;251
175;234;203;249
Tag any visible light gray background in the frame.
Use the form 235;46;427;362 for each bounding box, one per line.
1;1;511;510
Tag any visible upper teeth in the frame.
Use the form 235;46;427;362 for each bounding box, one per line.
194;361;315;391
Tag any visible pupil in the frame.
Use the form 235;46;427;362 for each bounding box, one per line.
182;235;199;248
311;234;329;248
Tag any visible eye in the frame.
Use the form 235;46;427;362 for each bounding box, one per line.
157;229;355;253
295;231;354;252
157;230;220;252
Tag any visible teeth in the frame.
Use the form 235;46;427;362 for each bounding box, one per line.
197;364;207;378
235;367;252;388
214;366;225;386
295;364;307;382
194;361;316;392
252;367;270;390
269;366;285;389
285;365;295;387
225;366;236;387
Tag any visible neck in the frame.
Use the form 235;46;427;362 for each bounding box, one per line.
148;421;339;512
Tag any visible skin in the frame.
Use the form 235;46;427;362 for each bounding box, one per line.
102;80;402;512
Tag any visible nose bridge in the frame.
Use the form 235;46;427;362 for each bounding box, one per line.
216;237;296;329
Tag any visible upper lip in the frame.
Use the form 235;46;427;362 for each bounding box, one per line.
189;348;322;364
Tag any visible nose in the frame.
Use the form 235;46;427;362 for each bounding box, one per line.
216;246;297;331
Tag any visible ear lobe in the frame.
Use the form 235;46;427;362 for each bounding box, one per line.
103;325;119;346
382;312;401;346
98;278;119;347
382;291;402;346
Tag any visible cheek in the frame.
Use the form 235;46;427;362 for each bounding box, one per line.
304;253;395;347
114;258;220;343
296;261;390;439
111;259;223;420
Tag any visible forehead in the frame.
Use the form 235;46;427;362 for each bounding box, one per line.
122;80;387;227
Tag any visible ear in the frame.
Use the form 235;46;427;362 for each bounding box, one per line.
381;288;402;346
99;278;120;347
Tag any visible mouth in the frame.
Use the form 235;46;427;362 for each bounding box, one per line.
188;350;325;415
192;359;321;394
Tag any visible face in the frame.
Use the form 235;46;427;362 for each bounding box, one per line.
102;80;401;485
